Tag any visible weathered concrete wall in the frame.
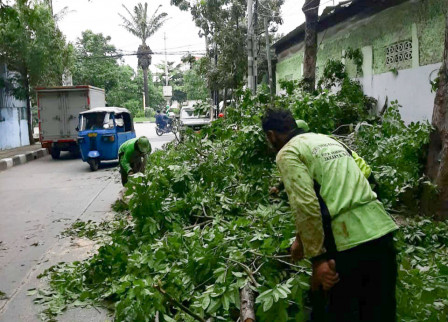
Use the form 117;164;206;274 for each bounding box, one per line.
0;65;30;150
275;0;446;123
361;63;441;124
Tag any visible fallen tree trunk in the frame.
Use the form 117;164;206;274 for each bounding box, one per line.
240;284;256;322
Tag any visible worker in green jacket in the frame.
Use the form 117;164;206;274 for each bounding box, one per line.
262;108;398;321
118;137;151;186
296;119;374;180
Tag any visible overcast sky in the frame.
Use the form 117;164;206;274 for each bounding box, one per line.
49;0;340;74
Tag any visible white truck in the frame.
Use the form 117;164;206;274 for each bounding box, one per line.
35;86;106;159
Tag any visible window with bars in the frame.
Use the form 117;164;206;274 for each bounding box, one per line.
386;40;412;66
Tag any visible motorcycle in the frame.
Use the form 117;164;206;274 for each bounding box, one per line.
155;116;178;136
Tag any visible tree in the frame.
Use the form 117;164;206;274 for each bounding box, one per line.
0;0;72;144
72;30;121;94
183;63;209;101
119;2;168;108
426;11;448;220
72;30;165;114
171;0;283;103
302;0;320;92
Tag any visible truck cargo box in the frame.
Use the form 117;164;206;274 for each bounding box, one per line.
36;86;105;159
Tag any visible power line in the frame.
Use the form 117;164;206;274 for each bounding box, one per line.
76;51;206;60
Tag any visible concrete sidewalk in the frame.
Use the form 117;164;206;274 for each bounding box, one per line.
0;144;48;172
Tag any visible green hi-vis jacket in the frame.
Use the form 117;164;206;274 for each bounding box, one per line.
276;133;398;259
118;138;150;174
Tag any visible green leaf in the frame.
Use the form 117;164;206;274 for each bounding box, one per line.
26;289;37;296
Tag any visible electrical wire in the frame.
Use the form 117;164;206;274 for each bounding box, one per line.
76;50;206;60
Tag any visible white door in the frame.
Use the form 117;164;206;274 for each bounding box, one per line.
39;92;63;141
64;91;88;139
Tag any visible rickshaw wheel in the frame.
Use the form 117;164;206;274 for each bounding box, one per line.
88;158;100;171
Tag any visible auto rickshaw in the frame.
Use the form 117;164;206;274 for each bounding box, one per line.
77;107;136;171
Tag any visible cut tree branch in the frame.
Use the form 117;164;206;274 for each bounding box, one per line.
240;283;256;322
154;281;206;322
224;257;260;287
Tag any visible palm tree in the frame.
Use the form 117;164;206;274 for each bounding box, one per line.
119;3;168;107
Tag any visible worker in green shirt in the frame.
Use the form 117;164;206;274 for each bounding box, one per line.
262;108;398;321
118;137;151;186
296;119;374;181
271;120;374;196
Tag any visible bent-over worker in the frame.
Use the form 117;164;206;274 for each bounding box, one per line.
262;108;398;322
118;137;151;186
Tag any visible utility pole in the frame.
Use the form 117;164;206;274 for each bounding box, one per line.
214;42;218;110
163;33;172;107
164;33;169;86
264;17;274;96
253;0;259;93
247;0;255;93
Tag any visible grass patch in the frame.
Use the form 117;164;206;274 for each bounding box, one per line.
133;117;155;123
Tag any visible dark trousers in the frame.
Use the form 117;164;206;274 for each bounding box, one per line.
311;233;397;322
119;155;147;186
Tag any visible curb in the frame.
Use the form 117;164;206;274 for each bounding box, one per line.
0;148;48;172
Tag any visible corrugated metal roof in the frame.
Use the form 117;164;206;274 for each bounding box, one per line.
272;0;408;54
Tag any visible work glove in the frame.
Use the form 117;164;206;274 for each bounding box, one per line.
311;259;339;291
269;186;280;196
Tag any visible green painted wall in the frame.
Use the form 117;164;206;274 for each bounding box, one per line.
275;0;446;89
275;52;304;92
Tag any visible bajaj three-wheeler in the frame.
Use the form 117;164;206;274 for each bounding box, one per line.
77;107;136;171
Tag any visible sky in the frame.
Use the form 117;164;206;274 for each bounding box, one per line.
45;0;341;74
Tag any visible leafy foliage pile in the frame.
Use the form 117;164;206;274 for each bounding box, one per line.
33;70;446;321
395;219;448;321
348;101;433;209
36;95;314;321
277;61;432;210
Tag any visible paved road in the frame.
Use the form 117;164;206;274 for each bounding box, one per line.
0;123;173;321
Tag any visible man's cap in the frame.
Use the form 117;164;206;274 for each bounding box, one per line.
296;120;310;132
136;136;151;153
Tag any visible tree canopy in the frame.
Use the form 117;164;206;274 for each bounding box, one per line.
72;30;165;114
0;0;72;143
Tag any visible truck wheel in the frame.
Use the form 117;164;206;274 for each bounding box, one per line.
51;148;60;160
88;158;100;171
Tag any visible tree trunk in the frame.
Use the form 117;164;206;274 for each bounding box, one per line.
240;284;255;322
302;0;320;92
223;87;228;114
142;67;149;109
24;73;34;145
425;11;448;220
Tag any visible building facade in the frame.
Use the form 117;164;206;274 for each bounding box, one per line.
0;64;29;150
273;0;446;123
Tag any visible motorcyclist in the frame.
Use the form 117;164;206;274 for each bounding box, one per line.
155;110;166;130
